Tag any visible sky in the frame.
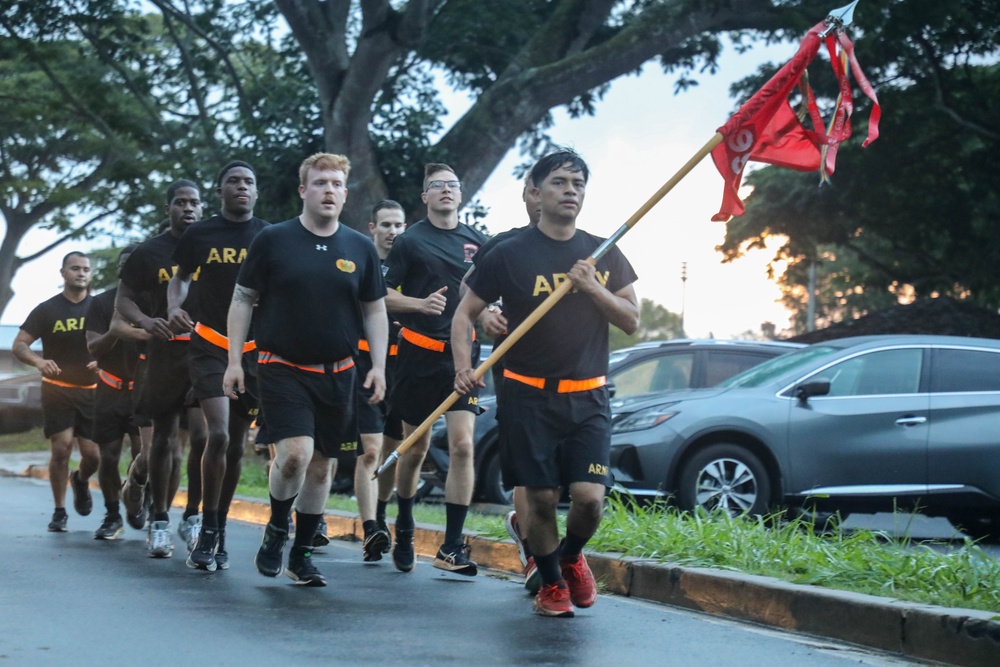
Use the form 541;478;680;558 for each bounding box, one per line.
1;38;799;338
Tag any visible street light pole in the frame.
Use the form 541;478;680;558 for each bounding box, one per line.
680;261;687;337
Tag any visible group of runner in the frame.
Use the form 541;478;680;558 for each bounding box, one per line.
16;149;639;618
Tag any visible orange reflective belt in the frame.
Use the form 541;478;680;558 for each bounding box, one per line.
42;377;98;390
194;322;256;353
399;327;473;353
503;369;606;394
98;369;134;391
171;332;191;342
258;351;354;374
358;339;398;356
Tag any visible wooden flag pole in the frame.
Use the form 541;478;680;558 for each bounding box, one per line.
374;133;724;480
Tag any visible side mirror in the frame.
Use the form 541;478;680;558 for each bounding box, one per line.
796;378;831;401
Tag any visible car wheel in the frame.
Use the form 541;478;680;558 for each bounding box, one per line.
479;452;513;506
677;443;771;517
946;513;1000;543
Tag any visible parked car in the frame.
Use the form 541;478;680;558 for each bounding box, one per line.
0;372;43;434
608;335;1000;538
422;339;803;504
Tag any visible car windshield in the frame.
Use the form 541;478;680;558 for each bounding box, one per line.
718;345;839;388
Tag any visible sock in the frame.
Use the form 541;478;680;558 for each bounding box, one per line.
362;519;377;536
154;511;170;523
53;507;67;516
293;512;321;549
269;495;296;532
376;499;388;524
559;531;589;560
203;510;219;530
396;495;415;532
105;502;120;518
535;548;563;586
444;502;469;546
183;507;198;521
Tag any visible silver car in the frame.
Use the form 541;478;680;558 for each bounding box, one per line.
609;335;1000;538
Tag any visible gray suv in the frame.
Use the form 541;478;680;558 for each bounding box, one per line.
610;335;1000;538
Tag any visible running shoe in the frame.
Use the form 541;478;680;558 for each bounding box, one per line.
121;460;146;528
186;526;219;571
177;515;201;553
254;523;288;577
533;581;574;618
147;520;174;558
504;510;528;568
392;528;414;573
432;542;478;576
560;553;597;608
524;556;541;595
214;530;229;570
363;526;390;562
287;546;327;587
377;518;392;554
69;469;93;516
94;514;124;540
47;510;68;532
312;516;330;548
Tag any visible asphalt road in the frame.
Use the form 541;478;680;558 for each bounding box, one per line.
0;474;937;667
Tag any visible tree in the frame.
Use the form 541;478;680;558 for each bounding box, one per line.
717;0;1000;330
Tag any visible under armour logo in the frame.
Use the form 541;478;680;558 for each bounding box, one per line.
316;244;328;251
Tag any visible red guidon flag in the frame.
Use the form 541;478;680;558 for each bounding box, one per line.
711;19;880;221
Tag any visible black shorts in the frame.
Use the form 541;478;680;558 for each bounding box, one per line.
355;351;403;440
389;337;480;426
258;361;357;460
93;382;140;445
188;334;259;421
137;338;192;420
497;380;612;489
131;355;152;428
41;381;96;440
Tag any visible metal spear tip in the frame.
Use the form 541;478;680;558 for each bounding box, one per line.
825;0;859;30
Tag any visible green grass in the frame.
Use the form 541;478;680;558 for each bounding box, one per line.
0;426;48;452
7;432;998;613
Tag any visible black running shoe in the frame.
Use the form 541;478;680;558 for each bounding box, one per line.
121;460;146;529
312;516;330;548
254;523;288;577
94;514;124;540
392;528;415;572
287;546;326;587
47;510;68;532
215;530;229;570
363;527;390;562
377;518;392;554
186;526;219;571
432;542;478;576
69;470;93;516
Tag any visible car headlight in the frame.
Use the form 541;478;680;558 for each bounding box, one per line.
612;404;679;433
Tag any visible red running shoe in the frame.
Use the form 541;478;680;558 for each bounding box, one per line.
533;581;574;618
560;553;597;608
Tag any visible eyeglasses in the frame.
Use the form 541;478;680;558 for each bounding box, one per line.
426;180;462;191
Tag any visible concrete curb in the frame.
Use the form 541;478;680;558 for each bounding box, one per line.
15;462;1000;666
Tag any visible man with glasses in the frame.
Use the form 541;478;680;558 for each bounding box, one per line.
382;163;499;575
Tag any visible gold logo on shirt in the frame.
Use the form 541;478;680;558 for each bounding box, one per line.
336;259;356;273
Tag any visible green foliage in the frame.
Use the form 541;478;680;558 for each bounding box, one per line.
609;298;683;350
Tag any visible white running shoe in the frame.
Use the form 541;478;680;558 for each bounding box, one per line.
178;515;201;553
504;510;528;569
147;520;174;558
